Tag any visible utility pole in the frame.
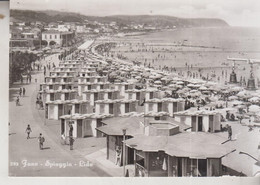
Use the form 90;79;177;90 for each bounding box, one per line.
122;129;126;176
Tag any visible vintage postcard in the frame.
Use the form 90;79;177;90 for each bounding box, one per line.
8;0;260;179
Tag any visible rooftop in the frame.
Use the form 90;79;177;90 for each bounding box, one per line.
60;113;113;120
174;108;220;116
145;98;185;103
125;132;233;158
97;116;144;136
45;99;88;105
42;30;60;34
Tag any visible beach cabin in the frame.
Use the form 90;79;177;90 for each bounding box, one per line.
61;59;81;64
44;76;62;83
78;82;111;96
60;113;112;138
78;71;98;77
81;66;97;72
144;89;163;100
54;66;78;72
44;75;74;83
95;99;139;116
82;89;120;106
124;89;145;102
112;82;135;97
125;89;164;104
40;89;78;102
144;98;185;117
45;100;91;120
96;117;144;165
78;76;107;83
125;131;232;177
59;62;82;69
82;61;100;68
49;70;78;77
174;109;221;133
40;82;74;91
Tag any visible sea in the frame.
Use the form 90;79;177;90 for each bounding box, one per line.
107;26;260;81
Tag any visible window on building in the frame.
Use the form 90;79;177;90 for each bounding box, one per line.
50;35;52;39
45;35;47;39
55;35;57;39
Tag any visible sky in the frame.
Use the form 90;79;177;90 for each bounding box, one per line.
11;0;260;27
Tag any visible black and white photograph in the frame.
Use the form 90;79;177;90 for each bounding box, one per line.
7;0;260;179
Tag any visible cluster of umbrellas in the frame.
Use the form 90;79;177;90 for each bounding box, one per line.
72;45;260;120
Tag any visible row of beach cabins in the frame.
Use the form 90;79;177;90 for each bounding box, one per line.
38;49;233;177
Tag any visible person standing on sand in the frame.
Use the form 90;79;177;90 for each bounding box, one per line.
23;87;26;96
25;124;32;139
38;133;45;150
227;124;232;140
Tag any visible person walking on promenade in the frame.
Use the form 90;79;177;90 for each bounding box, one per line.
25;124;32;139
19;88;22;97
115;147;121;166
227;124;232;140
38;133;45;150
69;137;74;150
16;96;20;106
23;87;26;96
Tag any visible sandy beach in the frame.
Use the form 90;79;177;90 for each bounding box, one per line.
95;27;260;85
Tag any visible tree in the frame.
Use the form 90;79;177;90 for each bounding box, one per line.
9;51;38;84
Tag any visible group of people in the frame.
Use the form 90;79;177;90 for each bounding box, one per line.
25;124;45;150
16;87;26;106
36;95;44;109
19;87;26;96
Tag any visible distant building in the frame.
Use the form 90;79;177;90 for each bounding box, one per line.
58;25;70;32
16;22;26;26
10;28;22;39
76;25;85;33
41;30;76;47
48;22;58;28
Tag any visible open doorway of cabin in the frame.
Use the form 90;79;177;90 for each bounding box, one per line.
198;159;207;176
177;158;182;176
198;116;203;131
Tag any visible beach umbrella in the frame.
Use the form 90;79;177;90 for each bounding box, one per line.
161;77;168;81
228;96;238;101
231;100;243;106
149;75;157;79
249;105;260;113
231;86;243;92
216;100;225;106
237;91;247;97
198;86;208;91
172;77;182;81
249;97;260;103
154;80;162;84
169;84;176;88
222;90;230;94
187;84;195;88
176;81;184;85
190;89;198;93
209;96;219;102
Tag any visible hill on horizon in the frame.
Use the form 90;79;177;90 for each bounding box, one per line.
10;9;229;28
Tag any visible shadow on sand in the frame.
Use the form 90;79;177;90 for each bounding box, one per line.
42;147;50;150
